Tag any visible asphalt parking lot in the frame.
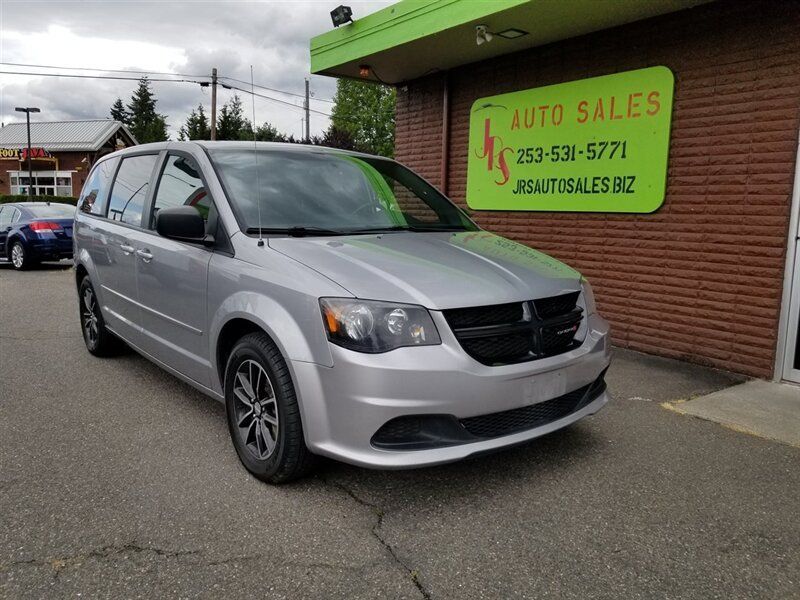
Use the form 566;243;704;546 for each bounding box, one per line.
1;264;799;599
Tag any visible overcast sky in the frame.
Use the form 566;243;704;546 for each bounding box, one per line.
0;1;392;139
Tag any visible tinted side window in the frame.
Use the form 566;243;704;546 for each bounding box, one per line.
79;158;118;216
0;207;11;228
150;154;211;229
10;208;21;223
107;155;158;226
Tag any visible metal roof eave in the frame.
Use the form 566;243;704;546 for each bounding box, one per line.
310;0;715;85
0;119;137;152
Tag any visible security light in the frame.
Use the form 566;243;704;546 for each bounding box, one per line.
331;5;353;27
476;25;493;46
497;28;529;39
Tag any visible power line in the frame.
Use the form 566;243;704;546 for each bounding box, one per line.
2;61;335;103
1;65;344;128
0;70;207;84
0;61;207;79
221;83;334;118
218;75;334;103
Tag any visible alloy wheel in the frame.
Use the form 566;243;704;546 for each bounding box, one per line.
233;359;279;460
11;244;23;268
82;287;100;348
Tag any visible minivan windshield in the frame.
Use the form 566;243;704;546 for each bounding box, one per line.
207;148;477;234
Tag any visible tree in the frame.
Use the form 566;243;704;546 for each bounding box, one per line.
110;98;130;125
330;79;395;157
216;95;253;141
178;104;211;141
126;77;169;143
317;125;358;151
255;122;287;142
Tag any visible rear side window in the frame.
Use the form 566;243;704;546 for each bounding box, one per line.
79;158;118;216
150;154;210;229
107;155;158;226
0;207;12;228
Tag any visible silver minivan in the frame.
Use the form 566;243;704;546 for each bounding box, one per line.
74;142;611;483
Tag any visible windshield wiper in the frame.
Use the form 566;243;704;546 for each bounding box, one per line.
405;225;469;232
246;226;346;237
344;225;470;234
344;225;410;234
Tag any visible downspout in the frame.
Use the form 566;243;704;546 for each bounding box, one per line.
440;71;450;196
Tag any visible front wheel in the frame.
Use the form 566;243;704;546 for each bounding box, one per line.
79;277;122;357
224;332;317;483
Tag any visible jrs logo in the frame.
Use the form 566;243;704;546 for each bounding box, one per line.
474;118;513;186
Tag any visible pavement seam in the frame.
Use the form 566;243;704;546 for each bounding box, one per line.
323;477;432;600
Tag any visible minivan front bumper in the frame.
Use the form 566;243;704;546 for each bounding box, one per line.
291;311;611;469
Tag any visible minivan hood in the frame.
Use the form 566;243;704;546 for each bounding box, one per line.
268;231;581;309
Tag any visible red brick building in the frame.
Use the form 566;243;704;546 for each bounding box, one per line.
312;0;800;381
0;120;136;198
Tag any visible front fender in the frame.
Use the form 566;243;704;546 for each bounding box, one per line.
209;290;334;379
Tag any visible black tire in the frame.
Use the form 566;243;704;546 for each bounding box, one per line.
9;241;35;270
225;332;317;483
78;276;123;357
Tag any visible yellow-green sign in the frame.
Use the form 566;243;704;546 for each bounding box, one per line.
466;66;674;213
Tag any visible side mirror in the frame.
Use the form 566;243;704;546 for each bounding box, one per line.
155;206;212;245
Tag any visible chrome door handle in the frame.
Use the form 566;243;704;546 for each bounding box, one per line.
119;244;135;255
135;249;153;262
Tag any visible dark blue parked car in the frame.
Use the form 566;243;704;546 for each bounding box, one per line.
0;202;75;270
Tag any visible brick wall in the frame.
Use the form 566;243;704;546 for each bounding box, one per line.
395;0;800;378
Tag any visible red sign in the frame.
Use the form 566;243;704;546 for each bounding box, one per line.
21;147;52;160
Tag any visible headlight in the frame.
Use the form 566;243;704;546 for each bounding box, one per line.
320;298;441;353
580;277;597;315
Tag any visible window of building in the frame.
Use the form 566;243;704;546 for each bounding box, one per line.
107;155;158;226
9;171;74;197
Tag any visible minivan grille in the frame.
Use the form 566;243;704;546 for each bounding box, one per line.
460;376;605;438
443;292;582;366
371;371;607;450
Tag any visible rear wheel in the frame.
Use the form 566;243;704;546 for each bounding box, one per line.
10;241;34;270
79;277;122;357
224;332;316;483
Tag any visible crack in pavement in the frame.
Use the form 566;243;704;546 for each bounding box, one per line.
203;553;378;573
324;477;432;600
2;542;383;581
1;542;200;580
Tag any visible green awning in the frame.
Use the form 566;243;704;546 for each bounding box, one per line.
311;0;714;85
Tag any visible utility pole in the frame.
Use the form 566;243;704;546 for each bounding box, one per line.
304;78;310;143
210;68;218;141
15;106;40;198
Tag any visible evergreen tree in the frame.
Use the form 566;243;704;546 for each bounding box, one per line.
178;104;211;141
318;125;357;151
255;122;286;142
330;79;395;156
126;77;169;143
110;98;130;125
216;95;252;141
